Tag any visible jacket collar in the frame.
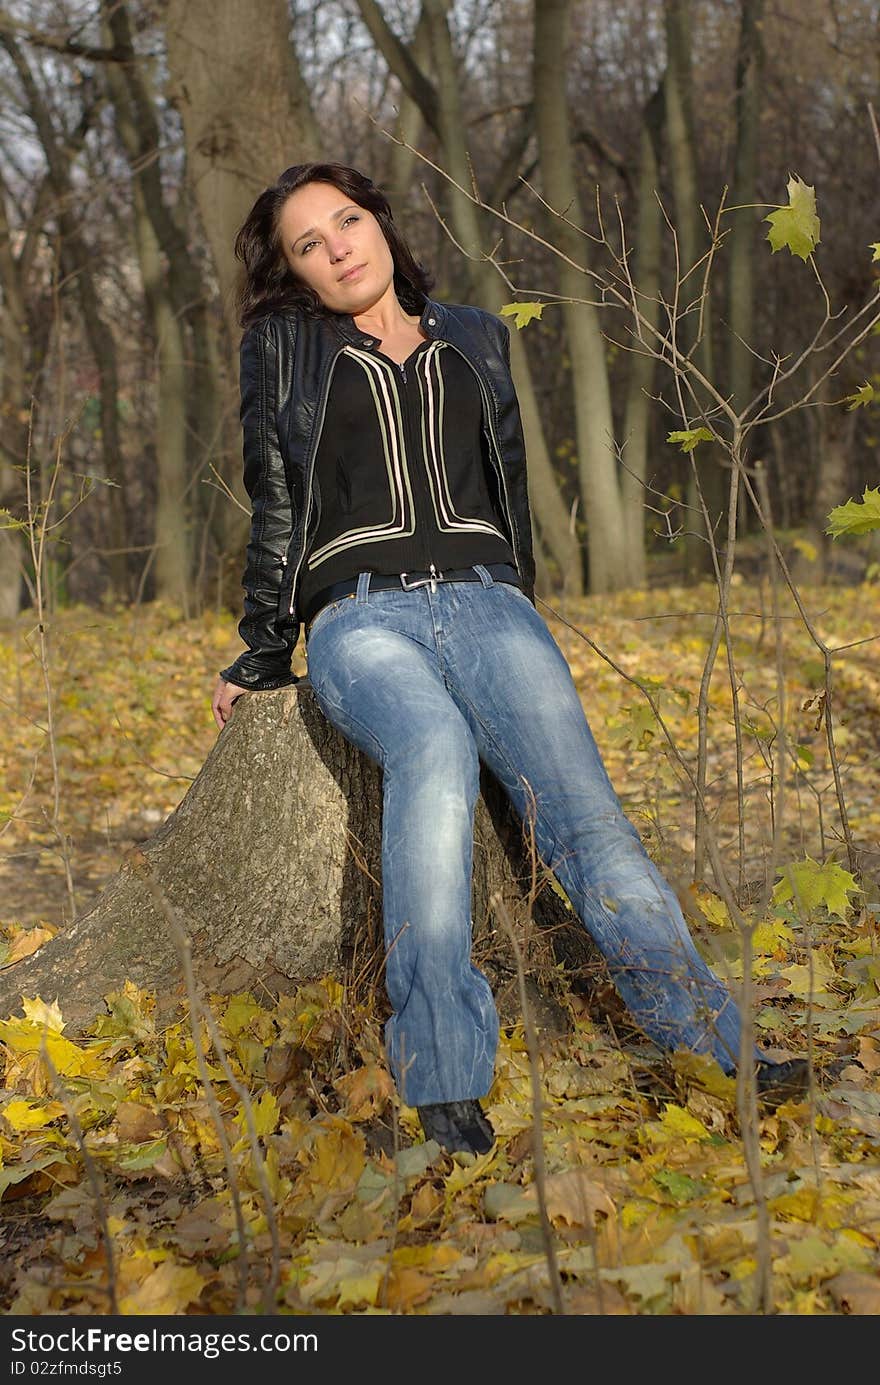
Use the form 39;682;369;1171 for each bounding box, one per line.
328;296;446;350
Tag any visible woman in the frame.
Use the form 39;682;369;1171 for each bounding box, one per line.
212;162;806;1154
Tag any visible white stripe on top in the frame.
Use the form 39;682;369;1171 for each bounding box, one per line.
306;340;507;571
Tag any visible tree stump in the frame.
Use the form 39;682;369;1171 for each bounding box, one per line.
0;683;601;1035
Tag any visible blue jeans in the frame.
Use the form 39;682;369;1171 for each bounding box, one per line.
305;565;749;1107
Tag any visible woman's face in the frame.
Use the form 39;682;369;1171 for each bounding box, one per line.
278;180;394;313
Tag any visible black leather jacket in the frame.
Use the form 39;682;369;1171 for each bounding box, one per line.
219;295;537;690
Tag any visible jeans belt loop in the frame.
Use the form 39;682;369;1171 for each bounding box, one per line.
472;563;494;588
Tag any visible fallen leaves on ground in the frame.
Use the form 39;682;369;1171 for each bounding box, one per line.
0;584;878;1315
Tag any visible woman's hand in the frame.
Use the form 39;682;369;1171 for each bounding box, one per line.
212;676;251;731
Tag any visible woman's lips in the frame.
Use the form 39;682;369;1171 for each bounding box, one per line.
339;263;366;283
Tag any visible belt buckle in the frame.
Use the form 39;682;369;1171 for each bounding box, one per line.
400;567;444;591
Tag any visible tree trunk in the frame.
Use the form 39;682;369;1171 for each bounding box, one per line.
102;17;191;612
0;176;34;620
386;8;431;204
621;85;664;586
101;0;227;615
727;0;765;541
0;173;56;619
663;0;723;577
534;0;628;594
0;30;130;600
0;685;598;1036
727;0;765;416
162;0;321;352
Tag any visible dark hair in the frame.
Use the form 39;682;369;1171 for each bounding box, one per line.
233;162;435;331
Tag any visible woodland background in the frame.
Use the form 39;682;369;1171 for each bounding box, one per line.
0;0;879;1318
0;0;878;613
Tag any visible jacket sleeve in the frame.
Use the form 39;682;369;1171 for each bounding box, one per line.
218;320;301;690
485;312;538;607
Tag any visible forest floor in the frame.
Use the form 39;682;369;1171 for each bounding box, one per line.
0;574;879;1316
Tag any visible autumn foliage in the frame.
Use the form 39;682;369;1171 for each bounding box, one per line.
2;585;879;1316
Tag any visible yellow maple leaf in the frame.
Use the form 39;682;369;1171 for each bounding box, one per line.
0;1020;109;1095
299;1257;383;1308
392;1243;460;1270
259;1143;292;1204
653;1103;712;1142
1;1099;64;1132
307;1123;365;1194
778;951;838;1000
752;917;794;956
234;1090;279;1141
769;1186;856;1229
118;1261;206;1315
21;997;65;1032
690;888;732;930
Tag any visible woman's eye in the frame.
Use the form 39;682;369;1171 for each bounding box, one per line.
300;214;359;255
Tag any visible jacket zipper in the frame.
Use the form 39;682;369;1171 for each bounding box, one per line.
441;342;521;579
396;357;437;578
285;346;344;615
283;335;522;611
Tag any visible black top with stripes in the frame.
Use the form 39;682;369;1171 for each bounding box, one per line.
296;334;516;623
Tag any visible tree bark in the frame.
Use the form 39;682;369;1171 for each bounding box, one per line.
101;13;190;613
162;0;321;352
727;0;765;541
0;685;598;1036
663;0;723;577
0;30;129;599
727;0;765;416
621;85;664;585
0;171;37;620
101;0;229;615
534;0;628;594
386;8;431;205
0;168;59;617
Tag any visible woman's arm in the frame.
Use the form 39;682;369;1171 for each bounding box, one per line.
481;310;538;605
218;319;301;691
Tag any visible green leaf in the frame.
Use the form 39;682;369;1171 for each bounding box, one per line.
666;427;714;453
794;743;814;771
500;301;545;330
773;856;861;919
842;382;875;411
115;1138;168;1172
870;243;880;262
826;486;880;538
765;175;821;260
652;1169;709;1204
607;702;659;750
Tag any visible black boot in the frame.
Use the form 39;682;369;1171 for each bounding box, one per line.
755;1058;810;1108
418;1099;495;1155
